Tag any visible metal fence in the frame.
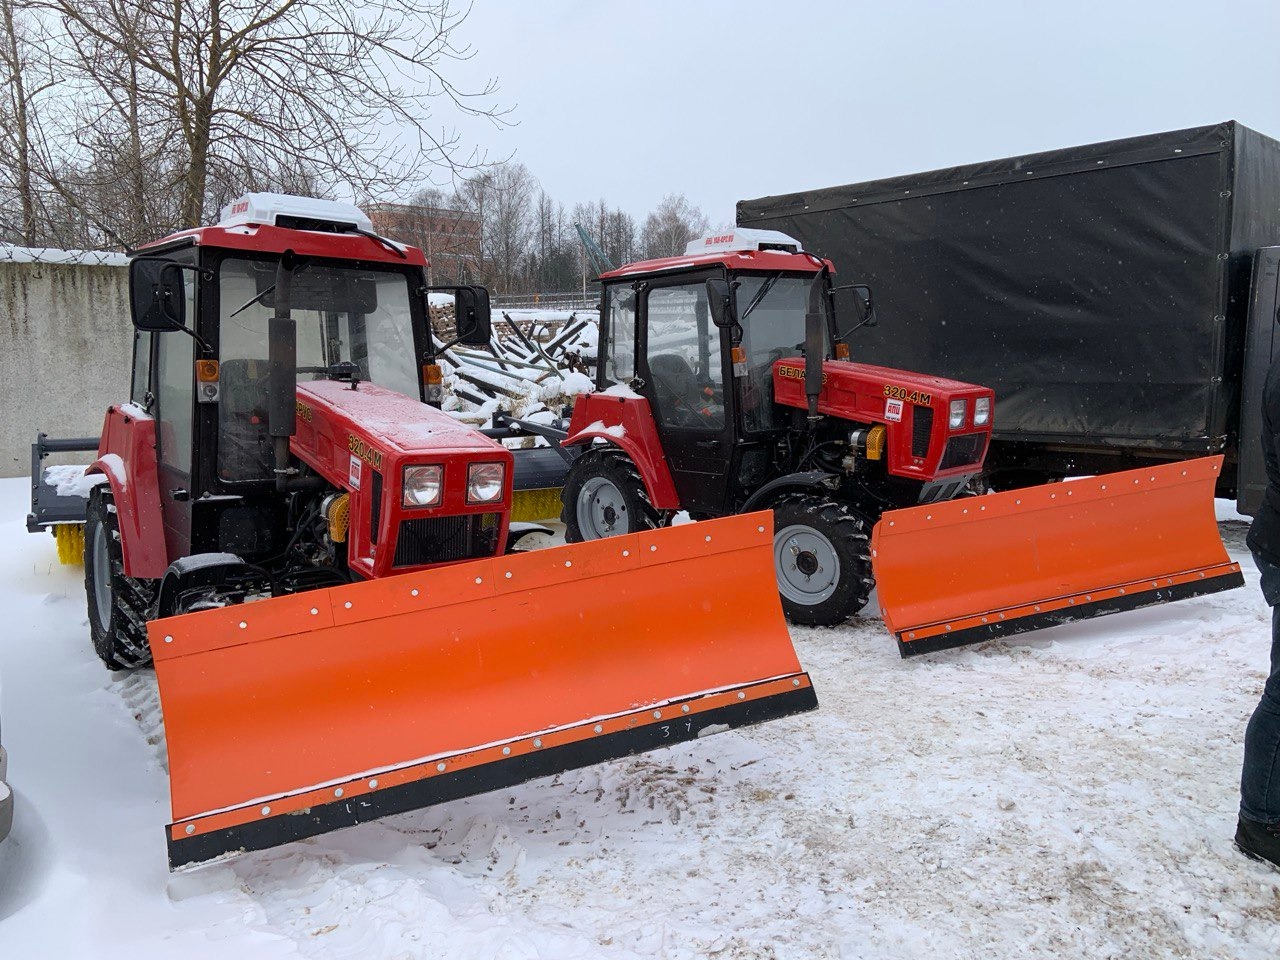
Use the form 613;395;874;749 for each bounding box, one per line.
491;290;600;311
0;244;129;267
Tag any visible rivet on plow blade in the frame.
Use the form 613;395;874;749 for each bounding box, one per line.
149;511;817;870
872;456;1245;657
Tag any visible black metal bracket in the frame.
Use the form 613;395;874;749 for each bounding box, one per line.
26;432;100;533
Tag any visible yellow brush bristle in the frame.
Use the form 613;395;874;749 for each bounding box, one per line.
511;488;563;523
54;524;85;566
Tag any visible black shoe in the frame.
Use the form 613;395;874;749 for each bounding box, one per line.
1235;815;1280;869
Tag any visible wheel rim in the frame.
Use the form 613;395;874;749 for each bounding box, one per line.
91;521;113;627
774;523;841;606
577;476;629;539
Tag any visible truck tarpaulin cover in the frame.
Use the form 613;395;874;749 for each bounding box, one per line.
738;122;1280;453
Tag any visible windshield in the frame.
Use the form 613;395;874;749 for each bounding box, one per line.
217;257;420;482
733;273;828;432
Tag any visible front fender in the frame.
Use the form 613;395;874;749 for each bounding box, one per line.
155;553;252;619
739;471;840;515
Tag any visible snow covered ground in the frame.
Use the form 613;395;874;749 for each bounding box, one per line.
0;475;1277;959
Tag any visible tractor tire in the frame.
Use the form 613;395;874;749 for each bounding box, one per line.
561;448;659;543
771;496;874;627
84;488;155;670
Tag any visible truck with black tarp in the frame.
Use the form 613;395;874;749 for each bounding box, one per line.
737;121;1280;515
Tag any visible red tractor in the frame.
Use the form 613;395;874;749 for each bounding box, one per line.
26;196;816;869
558;229;994;626
554;229;1242;654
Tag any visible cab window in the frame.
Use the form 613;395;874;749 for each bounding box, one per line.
216;258;420;481
644;282;725;429
602;284;637;386
733;274;818;433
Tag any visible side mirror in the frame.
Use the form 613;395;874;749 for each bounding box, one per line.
705;278;734;328
849;283;876;327
830;281;877;339
429;285;492;347
130;258;187;332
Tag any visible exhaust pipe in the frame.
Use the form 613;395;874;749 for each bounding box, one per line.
803;269;827;419
268;252;296;490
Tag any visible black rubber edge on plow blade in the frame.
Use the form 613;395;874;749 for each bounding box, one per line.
896;570;1245;658
168;683;818;870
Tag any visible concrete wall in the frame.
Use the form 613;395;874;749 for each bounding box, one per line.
0;260;132;477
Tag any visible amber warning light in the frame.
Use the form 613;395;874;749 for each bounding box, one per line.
424;363;444;403
196;359;221;404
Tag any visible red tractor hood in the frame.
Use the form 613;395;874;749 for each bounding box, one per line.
296;380;506;459
290;380;513;581
772;358;993;481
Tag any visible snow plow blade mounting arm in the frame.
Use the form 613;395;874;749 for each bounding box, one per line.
150;511;815;870
872;456;1244;657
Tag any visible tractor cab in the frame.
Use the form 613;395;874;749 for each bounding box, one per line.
122;193;495;571
590;229;841;515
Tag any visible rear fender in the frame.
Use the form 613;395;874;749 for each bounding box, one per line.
562;393;680;510
86;405;168;579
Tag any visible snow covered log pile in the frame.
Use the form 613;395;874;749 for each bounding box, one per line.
430;296;600;431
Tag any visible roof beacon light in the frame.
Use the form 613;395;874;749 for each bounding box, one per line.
684;229;804;257
218;193;373;233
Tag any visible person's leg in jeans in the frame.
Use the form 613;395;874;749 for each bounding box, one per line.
1241;606;1280;823
1238;554;1280;866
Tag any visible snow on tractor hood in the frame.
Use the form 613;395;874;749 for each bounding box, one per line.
295;380;507;457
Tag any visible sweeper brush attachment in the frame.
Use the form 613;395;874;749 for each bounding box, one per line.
873;456;1243;657
52;523;84;565
149;511;815;870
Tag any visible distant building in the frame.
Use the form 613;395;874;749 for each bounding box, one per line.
367;202;482;284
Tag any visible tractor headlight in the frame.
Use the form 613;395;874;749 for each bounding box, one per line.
974;396;991;426
402;464;443;507
948;399;967;430
466;462;505;504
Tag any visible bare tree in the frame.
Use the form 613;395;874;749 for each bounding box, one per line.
457;161;535;293
488;162;536;292
0;0;57;244
603;208;637;266
640;193;710;260
571;198;637;273
39;0;507;230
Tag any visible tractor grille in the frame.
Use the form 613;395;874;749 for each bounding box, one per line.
393;513;501;567
369;470;383;544
911;405;934;458
940;434;986;470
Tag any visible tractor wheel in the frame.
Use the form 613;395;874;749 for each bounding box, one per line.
84;488;155;670
771;496;874;627
561;448;659;543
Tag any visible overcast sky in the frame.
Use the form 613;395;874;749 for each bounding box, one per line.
437;0;1280;226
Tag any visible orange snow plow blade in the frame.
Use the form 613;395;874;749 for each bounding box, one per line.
873;456;1244;657
149;511;815;869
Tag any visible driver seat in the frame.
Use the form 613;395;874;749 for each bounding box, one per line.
648;353;700;416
